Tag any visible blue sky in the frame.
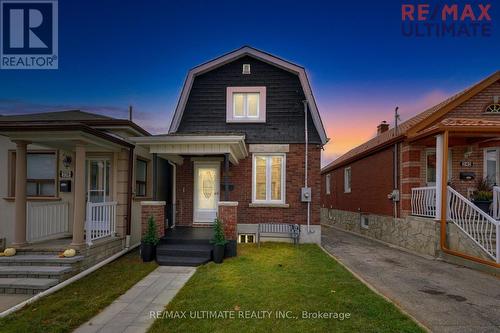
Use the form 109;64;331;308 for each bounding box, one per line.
0;0;499;164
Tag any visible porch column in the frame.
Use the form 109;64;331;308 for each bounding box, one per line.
71;144;86;247
12;140;29;247
435;134;443;220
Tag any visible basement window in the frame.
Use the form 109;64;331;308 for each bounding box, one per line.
226;86;266;123
238;234;255;243
360;215;369;229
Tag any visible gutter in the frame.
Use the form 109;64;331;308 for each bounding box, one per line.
0;242;141;318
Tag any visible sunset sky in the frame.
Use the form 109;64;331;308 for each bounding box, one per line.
0;0;499;166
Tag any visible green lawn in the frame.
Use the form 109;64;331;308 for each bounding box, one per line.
149;243;424;333
0;249;157;333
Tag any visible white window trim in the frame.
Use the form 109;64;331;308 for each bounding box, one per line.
344;167;351;193
325;173;331;195
226;86;266;123
251;153;286;204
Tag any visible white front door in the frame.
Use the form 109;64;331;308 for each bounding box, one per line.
193;162;220;223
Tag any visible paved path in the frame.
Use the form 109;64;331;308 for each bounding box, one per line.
0;294;30;313
74;266;195;333
321;226;500;333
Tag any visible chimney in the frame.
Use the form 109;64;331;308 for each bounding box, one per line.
377;121;389;135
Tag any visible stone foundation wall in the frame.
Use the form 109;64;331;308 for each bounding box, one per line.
321;208;439;256
321;208;494;261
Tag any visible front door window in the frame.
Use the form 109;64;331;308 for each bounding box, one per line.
193;162;220;223
86;158;110;203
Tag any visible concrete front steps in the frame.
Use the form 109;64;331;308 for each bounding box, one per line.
0;252;84;294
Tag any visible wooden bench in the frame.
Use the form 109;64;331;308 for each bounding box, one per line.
257;223;300;246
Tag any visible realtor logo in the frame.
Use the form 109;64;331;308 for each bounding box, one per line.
0;0;58;69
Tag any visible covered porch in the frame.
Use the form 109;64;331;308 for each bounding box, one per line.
406;119;500;264
133;133;248;227
0;123;132;250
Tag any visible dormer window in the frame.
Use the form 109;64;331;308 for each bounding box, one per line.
226;86;266;123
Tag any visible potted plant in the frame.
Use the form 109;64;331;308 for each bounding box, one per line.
141;215;159;262
472;179;493;214
211;218;228;264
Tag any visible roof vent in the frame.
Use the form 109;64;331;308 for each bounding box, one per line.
242;64;251;75
377;121;389;135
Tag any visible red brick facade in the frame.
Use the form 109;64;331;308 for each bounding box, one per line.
322;78;500;218
218;203;237;240
141;202;165;238
175;144;321;226
321;146;395;216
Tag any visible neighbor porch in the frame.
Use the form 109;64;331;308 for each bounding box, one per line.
0;123;133;251
405;122;500;264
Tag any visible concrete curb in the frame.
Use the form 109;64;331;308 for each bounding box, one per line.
318;244;431;333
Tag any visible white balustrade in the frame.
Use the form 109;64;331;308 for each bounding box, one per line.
411;186;437;218
27;201;70;242
85;201;117;245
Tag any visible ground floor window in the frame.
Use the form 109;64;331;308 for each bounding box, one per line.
252;154;285;204
238;234;255;243
344;167;351;193
135;158;148;197
9;151;57;197
484;148;499;186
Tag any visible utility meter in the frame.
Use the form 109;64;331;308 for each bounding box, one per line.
301;187;312;202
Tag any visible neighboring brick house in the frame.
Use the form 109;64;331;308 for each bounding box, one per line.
134;46;328;249
321;71;500;269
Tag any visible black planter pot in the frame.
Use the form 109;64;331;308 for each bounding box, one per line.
141;242;156;262
213;244;225;264
473;200;492;214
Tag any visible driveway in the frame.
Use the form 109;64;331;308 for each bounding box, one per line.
321;226;500;333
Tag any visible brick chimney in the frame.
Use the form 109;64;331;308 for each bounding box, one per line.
377;121;389;135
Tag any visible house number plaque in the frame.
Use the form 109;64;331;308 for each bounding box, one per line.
460;161;473;167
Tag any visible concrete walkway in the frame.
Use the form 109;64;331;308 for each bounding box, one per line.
321;226;500;333
0;294;31;313
74;266;195;333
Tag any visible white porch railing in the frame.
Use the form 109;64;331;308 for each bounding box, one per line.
447;186;499;263
85;201;117;245
27;201;69;242
492;186;500;220
411;186;437;218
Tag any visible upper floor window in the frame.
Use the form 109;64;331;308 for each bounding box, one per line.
226;86;266;123
325;173;331;195
344;167;351;193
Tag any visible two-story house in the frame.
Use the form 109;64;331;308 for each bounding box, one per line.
134;46;328;260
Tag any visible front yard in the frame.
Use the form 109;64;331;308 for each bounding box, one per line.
0;249;157;333
149;243;424;333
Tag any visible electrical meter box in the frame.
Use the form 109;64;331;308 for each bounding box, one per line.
301;187;311;202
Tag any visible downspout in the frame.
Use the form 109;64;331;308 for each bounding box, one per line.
168;161;176;228
303;100;311;233
126;147;134;246
393;107;399;218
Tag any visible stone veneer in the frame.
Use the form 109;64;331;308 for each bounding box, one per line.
321;208;492;260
